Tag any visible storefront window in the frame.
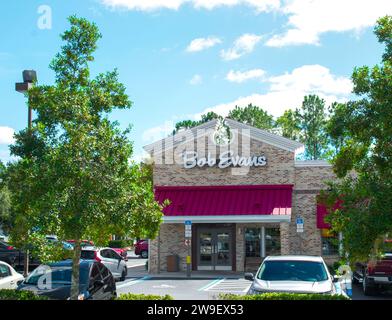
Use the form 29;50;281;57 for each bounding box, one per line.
265;228;281;256
245;228;261;257
321;229;339;256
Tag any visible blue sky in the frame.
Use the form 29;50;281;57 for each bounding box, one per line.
0;0;391;162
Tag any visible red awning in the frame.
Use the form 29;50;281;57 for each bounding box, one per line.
155;185;293;216
317;200;342;229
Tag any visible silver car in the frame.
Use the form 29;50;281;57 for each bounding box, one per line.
245;255;337;295
81;247;127;281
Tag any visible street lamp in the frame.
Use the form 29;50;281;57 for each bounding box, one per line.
15;70;37;130
15;70;37;278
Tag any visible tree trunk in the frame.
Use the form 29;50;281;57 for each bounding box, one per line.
70;239;81;300
23;249;29;278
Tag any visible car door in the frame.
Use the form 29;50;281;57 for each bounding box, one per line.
0;264;14;289
97;263;115;300
88;263;106;300
100;249;118;277
108;249;122;276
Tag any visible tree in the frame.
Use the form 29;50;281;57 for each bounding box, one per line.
228;104;276;131
173;105;276;134
173;111;219;134
295;95;330;160
276;109;301;141
324;15;392;263
6;16;164;299
0;162;11;233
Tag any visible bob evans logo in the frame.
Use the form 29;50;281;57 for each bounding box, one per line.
183;151;267;169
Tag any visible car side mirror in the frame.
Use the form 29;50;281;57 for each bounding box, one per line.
245;273;254;281
333;275;340;283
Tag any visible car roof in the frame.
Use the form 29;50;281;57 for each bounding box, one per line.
46;259;95;267
264;255;325;262
0;260;12;267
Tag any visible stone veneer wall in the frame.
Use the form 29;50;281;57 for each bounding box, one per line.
290;166;339;263
153;135;296;186
149;224;189;273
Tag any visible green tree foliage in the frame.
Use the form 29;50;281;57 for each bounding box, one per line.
296;95;330;160
5;16;164;299
276;109;301;141
228;104;275;131
324;15;392;262
0;162;11;232
173;111;219;134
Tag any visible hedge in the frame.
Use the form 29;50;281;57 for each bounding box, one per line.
0;289;48;300
219;293;350;300
108;240;133;249
115;293;173;300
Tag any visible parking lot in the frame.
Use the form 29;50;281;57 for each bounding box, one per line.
118;252;392;300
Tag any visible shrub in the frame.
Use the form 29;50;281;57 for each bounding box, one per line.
115;293;173;300
0;289;49;300
108;240;133;249
218;293;349;300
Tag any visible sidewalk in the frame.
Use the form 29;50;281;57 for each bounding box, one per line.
127;264;244;280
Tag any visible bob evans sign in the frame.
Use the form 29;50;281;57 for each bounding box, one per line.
183;151;267;169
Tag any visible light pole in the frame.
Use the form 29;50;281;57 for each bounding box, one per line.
15;70;37;130
15;70;37;277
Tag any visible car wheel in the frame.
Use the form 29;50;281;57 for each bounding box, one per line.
120;266;127;281
363;276;376;296
141;250;148;259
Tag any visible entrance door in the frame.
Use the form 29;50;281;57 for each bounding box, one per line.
197;228;232;271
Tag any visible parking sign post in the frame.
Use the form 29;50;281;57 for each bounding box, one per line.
185;220;192;278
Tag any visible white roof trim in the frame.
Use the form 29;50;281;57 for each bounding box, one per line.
163;215;291;224
143;118;304;154
295;160;332;167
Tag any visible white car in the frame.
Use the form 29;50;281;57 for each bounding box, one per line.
80;247;128;281
0;261;24;289
245;255;337;295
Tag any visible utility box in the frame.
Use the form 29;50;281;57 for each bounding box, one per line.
167;255;179;272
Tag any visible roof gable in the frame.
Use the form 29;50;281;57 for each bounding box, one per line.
143;118;304;154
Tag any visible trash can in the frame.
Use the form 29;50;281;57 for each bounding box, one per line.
167;255;179;272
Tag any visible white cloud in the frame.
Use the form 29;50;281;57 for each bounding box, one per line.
0;126;15;145
268;65;353;95
221;34;262;61
266;0;392;47
198;64;353;118
142;121;175;143
101;0;280;11
190;74;203;85
186;37;222;52
226;69;266;83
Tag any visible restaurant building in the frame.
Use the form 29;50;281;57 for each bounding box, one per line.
144;118;339;274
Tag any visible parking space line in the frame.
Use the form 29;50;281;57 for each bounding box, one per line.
116;276;151;289
198;277;225;291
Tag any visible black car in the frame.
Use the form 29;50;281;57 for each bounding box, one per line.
17;260;117;300
0;240;18;266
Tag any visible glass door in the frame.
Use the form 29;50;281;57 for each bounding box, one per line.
215;231;231;270
197;228;232;271
198;231;213;270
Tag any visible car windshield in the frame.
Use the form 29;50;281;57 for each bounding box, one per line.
25;265;89;286
81;250;96;260
257;260;329;282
